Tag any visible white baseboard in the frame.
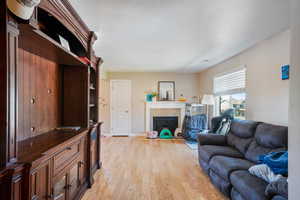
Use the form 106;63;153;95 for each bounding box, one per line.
102;132;112;136
102;132;146;137
130;132;146;136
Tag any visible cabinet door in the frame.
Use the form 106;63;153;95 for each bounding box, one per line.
53;173;67;200
68;160;82;200
30;161;51;200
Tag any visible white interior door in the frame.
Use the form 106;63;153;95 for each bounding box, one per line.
110;80;131;136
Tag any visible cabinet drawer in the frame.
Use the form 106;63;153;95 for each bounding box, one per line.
54;141;81;175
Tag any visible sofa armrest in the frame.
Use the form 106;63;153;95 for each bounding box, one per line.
197;134;227;146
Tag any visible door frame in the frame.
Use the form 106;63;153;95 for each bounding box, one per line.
110;80;132;136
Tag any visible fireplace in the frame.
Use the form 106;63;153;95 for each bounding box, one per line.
153;116;178;135
145;102;186;132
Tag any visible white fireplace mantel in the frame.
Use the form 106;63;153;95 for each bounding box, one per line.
145;101;186;132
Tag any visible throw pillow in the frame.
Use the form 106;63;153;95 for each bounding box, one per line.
249;164;283;183
216;119;231;135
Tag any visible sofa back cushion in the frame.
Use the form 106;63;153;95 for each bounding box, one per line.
245;123;288;163
226;120;259;154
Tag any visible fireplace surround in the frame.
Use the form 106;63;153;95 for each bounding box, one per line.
145;101;186;132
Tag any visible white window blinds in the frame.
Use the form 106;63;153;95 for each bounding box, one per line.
214;68;246;96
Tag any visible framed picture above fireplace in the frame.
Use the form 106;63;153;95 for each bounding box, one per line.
158;81;175;101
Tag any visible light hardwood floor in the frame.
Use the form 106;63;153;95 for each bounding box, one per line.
82;136;227;200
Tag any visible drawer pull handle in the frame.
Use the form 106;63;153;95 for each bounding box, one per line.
66;147;72;150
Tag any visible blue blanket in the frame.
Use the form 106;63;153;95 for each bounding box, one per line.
259;151;288;176
182;114;207;141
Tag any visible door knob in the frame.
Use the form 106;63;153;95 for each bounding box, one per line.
30;98;35;104
125;110;129;113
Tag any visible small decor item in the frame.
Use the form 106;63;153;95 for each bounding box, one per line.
145;91;158;102
147;131;158;139
146;94;153;102
158;81;175;101
59;35;71;51
174;128;182;138
79;57;91;65
178;94;187;102
281;65;289;80
159;128;173;139
7;0;41;20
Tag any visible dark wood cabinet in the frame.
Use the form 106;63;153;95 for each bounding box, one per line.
68;159;83;200
0;165;26;200
30;161;51;200
53;158;84;200
53;172;67;200
0;0;104;199
53;141;82;176
12;166;25;200
22;130;101;200
52;138;89;200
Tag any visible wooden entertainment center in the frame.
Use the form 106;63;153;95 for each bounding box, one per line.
0;1;103;199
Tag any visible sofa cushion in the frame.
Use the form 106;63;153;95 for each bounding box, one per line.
198;134;227;146
230;170;268;200
227;120;259;154
209;169;231;197
245;123;288;163
230;120;259;138
198;145;243;162
210;156;254;181
255;123;287;148
231;188;246;200
198;158;210;174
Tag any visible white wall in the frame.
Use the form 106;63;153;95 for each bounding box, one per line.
106;72;200;135
198;30;290;125
289;0;300;199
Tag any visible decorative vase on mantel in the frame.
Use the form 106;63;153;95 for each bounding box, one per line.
146;94;153;102
152;96;157;102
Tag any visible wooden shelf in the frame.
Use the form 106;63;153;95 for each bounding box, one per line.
18;128;88;163
20;25;88;67
34;29;87;66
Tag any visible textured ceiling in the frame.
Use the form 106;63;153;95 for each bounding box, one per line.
71;0;289;72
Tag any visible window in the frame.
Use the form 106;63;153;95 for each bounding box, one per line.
214;68;246;119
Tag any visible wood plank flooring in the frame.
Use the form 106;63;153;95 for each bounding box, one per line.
82;136;227;200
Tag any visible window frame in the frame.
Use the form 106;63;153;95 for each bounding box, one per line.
213;66;247;118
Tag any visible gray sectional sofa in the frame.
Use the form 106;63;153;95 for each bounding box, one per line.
197;120;288;200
